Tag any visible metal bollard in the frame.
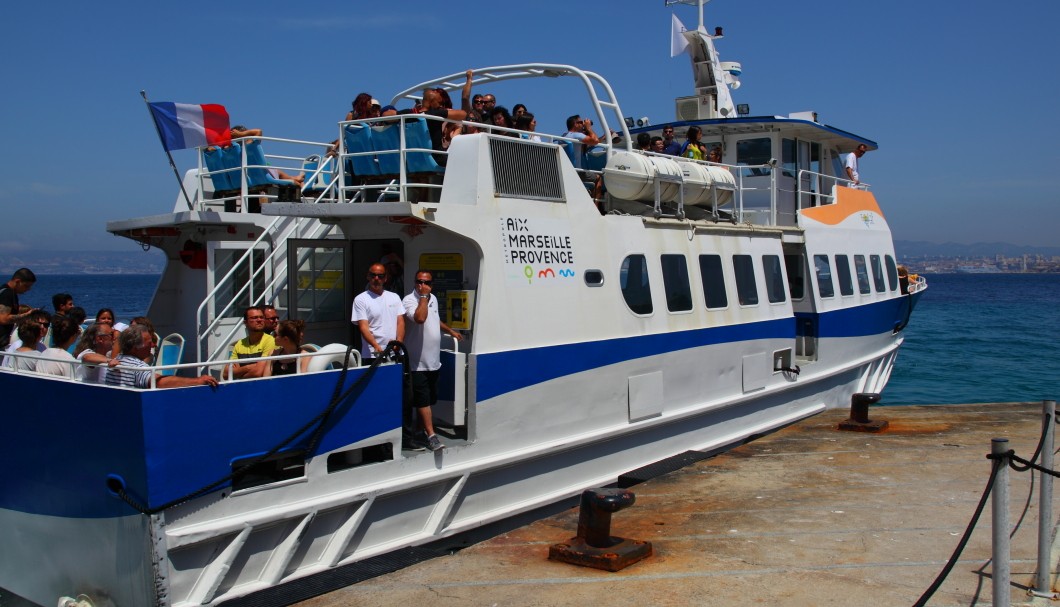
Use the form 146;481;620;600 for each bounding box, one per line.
837;392;888;432
549;488;652;571
992;438;1011;607
1031;400;1058;598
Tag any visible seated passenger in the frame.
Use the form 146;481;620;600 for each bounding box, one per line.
514;112;541;142
488;106;514;133
636;133;652;151
36;315;80;378
706;146;723;164
94;308;122;358
105;325;217;389
650;136;665;153
4;309;50;355
512;103;528;123
73;323;115;384
225;306;276;380
264;319;311;376
564;114;600;149
421;70;474;167
52;293;74;316
3;317;46;371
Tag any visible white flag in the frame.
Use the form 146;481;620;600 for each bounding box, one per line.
670;14;690;58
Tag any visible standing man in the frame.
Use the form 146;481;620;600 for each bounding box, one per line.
0;268;37;351
844;144;868;188
225;306;276;380
661;126;682;155
403;270;463;452
352;263;405;364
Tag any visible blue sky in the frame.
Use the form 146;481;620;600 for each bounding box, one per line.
1;0;1057;253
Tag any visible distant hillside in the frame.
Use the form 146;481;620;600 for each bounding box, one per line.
895;240;1060;258
0;249;165;275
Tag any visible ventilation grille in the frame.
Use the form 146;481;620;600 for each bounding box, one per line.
489;137;565;202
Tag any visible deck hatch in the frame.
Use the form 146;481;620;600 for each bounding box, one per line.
489;137;565;202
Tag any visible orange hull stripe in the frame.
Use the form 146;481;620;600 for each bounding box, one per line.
800;187;884;225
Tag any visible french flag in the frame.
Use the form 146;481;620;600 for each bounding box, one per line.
148;102;231;151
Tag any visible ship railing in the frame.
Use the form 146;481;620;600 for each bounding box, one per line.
0;347;366;389
908;274;928;294
795;168;870;208
195;215;336;364
196;135;339;212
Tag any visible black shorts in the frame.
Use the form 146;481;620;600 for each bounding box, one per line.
409;369;440;409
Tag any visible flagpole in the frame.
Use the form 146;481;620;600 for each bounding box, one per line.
141;90;195;211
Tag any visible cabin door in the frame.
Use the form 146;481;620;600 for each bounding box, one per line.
286;239;350;345
784;245;818;362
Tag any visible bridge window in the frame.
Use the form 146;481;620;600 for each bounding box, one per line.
763;255;787;303
698;254;728;309
736;137;772;178
814;255;834;298
870;255;886;292
854;255;871;294
620;255;653;315
661;254;693;312
732;255;759;306
885;255;899;291
835;255;854;296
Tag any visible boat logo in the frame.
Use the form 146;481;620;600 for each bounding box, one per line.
860;213;875;227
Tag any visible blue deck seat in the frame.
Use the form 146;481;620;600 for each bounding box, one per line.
558;140;584;170
202;147;236;192
244;141;295;189
343;124;380;177
301;155;335;194
585;145;608;171
403;118;443;173
156;333;184;377
371;124;402;175
219;143;244;188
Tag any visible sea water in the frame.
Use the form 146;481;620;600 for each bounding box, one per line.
20;273;1060;405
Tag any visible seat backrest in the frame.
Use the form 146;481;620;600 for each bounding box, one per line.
244;141;286;187
203;148;236;191
301;156;334;193
370;124;402;175
219;144;244;188
404;118;442;173
157;333;185;377
304;343;361;373
585;145;608;171
558;140;584;169
343;125;380;176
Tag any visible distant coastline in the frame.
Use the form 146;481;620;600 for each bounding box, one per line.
0;249;164;276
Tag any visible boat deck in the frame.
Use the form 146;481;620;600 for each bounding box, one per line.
273;403;1060;607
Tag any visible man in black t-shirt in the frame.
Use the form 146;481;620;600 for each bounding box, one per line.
0;268;37;351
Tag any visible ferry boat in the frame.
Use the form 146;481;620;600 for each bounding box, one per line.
0;2;926;605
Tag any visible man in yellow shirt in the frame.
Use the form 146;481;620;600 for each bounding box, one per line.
225;306;276;380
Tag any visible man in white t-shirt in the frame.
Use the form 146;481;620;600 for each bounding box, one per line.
352;263;405;363
844;144;868;187
402;270;463;452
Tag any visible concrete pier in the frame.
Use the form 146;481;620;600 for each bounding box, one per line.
291;403;1058;606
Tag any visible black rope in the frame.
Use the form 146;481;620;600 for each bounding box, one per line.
109;348;388;515
912;456;1003;607
1010;413;1051;472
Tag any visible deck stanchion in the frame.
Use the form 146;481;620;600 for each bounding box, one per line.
1032;400;1057;598
992;438;1011;607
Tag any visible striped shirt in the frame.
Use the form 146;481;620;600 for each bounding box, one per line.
105;355;153;389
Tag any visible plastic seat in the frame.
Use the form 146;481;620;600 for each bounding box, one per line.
203;148;236;191
585;145;608;171
343;124;380;177
403;118;443;173
305;343;361;373
244;141;295;189
371;124;402;175
558;140;584;169
301;343;320;353
301;155;334;194
156;333;184;377
219;143;244;187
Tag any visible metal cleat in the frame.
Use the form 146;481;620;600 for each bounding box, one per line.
548;488;652;571
837;392;888;432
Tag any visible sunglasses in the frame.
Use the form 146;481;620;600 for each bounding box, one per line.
368;272;386;279
416;280;433;285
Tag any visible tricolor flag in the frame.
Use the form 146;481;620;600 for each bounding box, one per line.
148;102;231;151
670;14;690;58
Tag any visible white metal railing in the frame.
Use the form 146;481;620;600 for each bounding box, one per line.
0;347;368;389
796;168;870;207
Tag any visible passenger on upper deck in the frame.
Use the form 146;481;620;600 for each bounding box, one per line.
707;146;723;164
225;307;277;380
352;263;405;364
636;133;652;151
680;126;707;160
422;70;474;167
661;126;681;156
481;93;497;113
512;104;527;122
564;115;600;149
73;323;115;384
844;144;868;187
651;136;665;153
106;325;217;389
36;315;80;378
0;268;37;351
488;106;514;133
514;112;540;142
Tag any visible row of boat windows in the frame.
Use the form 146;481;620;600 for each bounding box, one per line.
614;252;901;315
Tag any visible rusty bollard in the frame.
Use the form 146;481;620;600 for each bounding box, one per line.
837;392;888;432
548;488;652;571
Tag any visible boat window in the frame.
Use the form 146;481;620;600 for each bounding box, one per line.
814;254;834;298
885;255;899;291
732;255;759;306
620;255;653;315
763;255;787;303
584;269;604;287
212;248;267;318
835;255;854;296
292;244;347;322
870;255;886;292
736;137;772;178
854;255;871;294
698;254;728;309
661;254;693;312
782;139;796;178
784;254;805;300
